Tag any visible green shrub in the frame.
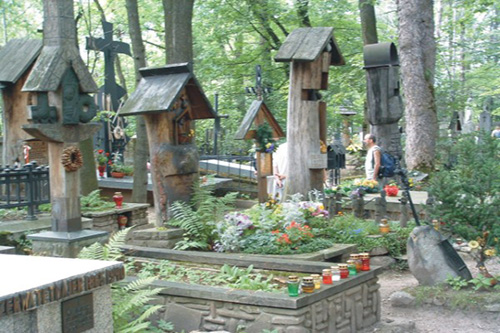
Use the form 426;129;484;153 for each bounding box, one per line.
428;134;500;268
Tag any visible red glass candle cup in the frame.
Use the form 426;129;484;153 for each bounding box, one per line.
338;263;349;279
97;164;106;177
360;253;371;271
113;192;124;208
322;269;332;284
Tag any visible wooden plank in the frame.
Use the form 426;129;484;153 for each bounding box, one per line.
301;56;323;90
292;27;333;62
0;39;42;83
274;28;310;62
120;73;188;116
234;100;262;140
319;102;327;143
185;79;215;119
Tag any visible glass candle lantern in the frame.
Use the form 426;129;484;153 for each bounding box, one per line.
311;274;321;289
331;266;341;281
350;254;362;272
113;192;124;209
287;275;300;297
432;219;440;231
322;269;332;284
347;259;358;276
301;277;315;293
360;253;371;271
379;218;390;234
338;264;349;279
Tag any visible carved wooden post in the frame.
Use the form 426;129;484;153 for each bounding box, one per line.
374;190;387;223
363;42;403;158
21;0;107;257
121;63;216;225
275;28;345;198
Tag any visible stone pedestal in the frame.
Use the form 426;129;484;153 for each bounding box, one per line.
27;230;109;258
82;203;150;233
0;254;124;333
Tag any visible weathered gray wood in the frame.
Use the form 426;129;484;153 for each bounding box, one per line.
22;0;96;93
275;27;344;66
234;100;285;140
293;27;333;62
274;28;309;62
0;39;42;84
121;65;215;119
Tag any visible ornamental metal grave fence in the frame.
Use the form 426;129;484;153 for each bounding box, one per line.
0;162;50;220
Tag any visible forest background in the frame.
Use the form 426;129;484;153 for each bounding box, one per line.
0;0;498;168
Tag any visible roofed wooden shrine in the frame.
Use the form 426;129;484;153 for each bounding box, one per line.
275;27;344;197
121;62;216;225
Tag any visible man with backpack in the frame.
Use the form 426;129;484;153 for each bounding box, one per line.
363;134;381;181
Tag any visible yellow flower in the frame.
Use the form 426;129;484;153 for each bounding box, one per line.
484;249;496;257
308;207;315;212
468;240;480;249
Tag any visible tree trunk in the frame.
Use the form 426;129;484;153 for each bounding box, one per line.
359;0;379;137
126;0;150;203
295;0;311;27
397;0;437;170
163;0;195;64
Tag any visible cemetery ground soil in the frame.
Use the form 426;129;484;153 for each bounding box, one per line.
364;255;500;333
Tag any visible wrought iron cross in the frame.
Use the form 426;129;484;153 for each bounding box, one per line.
86;20;131;111
245;65;271;100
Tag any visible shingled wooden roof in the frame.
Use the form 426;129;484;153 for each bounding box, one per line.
120;63;215;119
0;39;42;84
234;100;285;140
275;27;344;65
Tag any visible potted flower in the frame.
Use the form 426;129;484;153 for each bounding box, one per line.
384;182;399;196
95;149;109;177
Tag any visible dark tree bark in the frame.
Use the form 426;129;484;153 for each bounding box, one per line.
162;0;195;64
295;0;311;27
126;0;150;203
397;0;438;170
359;0;379;135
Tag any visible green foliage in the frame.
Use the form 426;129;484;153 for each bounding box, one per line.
429;134;500;259
78;228;166;333
445;275;470;291
168;180;238;250
318;213;414;257
80;190;116;212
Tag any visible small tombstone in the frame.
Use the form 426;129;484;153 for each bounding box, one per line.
21;0;107;257
363;42;403;157
235;100;284;203
0;39;43;166
275;27;345;197
399;192;409;228
408;226;472;285
374;190;388;223
120;63;216;225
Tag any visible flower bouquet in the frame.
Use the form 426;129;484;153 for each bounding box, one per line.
384;182;399;196
255;123;277;153
350;179;379;197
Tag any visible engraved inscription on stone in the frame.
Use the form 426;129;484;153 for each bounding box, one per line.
61;293;94;333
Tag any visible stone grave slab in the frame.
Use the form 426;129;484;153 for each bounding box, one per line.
0;254;124;333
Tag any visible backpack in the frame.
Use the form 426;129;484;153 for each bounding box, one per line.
373;149;397;178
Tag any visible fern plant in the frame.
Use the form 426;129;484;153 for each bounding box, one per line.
78;228;164;333
80;189;116;212
168;179;238;250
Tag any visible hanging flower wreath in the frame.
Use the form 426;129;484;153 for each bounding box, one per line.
61;146;83;172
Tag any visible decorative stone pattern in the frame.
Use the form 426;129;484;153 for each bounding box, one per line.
152;276;380;333
82;203;149;233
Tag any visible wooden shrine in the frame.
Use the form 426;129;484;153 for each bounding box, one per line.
275;27;344;197
235;100;285;202
0;39;42;166
363;42;403;157
120;63;216;225
21;0;107;257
